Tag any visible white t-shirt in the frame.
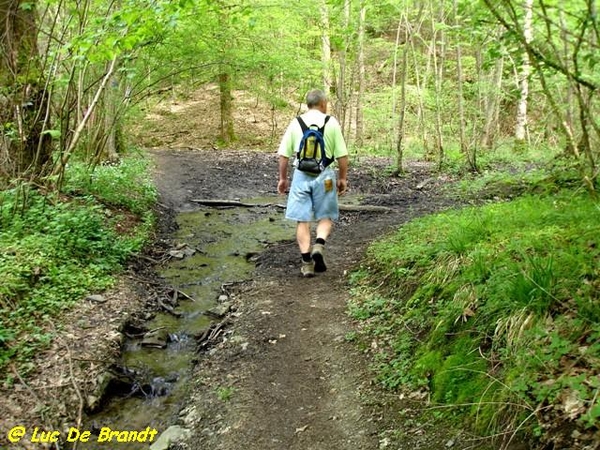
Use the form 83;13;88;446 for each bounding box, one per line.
277;109;348;161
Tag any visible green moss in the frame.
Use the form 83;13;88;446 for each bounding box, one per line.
349;190;600;441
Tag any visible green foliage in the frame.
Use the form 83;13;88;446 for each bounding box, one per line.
0;157;156;376
134;0;324;109
350;190;600;440
450;144;587;201
65;155;157;214
216;386;236;402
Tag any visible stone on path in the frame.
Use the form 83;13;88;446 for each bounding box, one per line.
149;425;191;450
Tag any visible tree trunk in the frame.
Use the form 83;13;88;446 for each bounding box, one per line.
218;70;235;145
355;0;366;148
394;13;409;175
103;75;121;163
431;2;446;169
515;0;533;146
559;10;574;141
0;0;51;180
407;6;427;154
335;0;351;135
51;56;118;182
216;2;235;146
320;1;332;95
453;0;474;170
481;55;505;149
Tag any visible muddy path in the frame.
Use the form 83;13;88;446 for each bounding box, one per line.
148;149;494;450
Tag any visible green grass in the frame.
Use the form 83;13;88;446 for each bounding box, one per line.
349;190;600;443
0;155;156;379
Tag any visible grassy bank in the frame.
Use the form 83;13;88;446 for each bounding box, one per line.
349;189;600;446
0;155;157;378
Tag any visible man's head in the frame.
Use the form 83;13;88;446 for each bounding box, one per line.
306;89;328;113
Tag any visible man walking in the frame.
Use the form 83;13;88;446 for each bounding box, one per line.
277;89;349;277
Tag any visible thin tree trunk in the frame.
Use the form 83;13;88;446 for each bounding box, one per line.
394;12;409;176
104;74;120;162
355;0;366;148
481;55;505;149
218;70;235;144
335;0;351;135
515;0;533;145
52;56;118;181
559;10;574;139
407;7;427;153
453;0;474;170
217;2;235;145
391;15;403;119
431;2;446;169
320;1;332;94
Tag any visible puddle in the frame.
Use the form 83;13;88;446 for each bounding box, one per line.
78;198;295;448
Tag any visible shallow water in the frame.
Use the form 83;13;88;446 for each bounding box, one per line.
78;199;294;449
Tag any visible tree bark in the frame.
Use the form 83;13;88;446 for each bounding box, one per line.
217;2;235;145
514;0;533;145
320;1;332;95
335;0;351;135
407;6;427;154
394;13;409;175
0;0;51;179
355;0;366;148
218;70;235;145
481;55;505;149
103;74;121;163
52;56;118;181
430;1;446;169
453;0;475;170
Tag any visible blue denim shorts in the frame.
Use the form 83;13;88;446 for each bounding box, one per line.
285;168;339;222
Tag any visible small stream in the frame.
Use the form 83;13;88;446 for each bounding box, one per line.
80;198;294;449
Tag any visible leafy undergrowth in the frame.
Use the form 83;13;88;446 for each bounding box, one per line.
0;156;156;379
349;189;600;448
452;149;593;202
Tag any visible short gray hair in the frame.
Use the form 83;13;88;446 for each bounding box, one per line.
306;89;327;108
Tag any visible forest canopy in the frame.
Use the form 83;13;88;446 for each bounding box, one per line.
0;0;598;189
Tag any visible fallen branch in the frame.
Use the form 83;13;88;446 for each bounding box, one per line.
157;299;183;317
190;199;394;212
197;319;231;350
65;343;84;450
191;199;260;207
338;204;394;212
174;289;195;302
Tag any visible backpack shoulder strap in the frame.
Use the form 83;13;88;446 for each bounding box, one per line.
322;116;334;166
297;116;308;133
318;115;331;132
298;115;331;133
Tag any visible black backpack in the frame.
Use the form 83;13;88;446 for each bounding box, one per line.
296;116;333;174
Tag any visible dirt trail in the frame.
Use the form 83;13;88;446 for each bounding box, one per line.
149;149;483;450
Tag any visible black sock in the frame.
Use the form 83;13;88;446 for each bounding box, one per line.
316;238;326;245
301;252;312;262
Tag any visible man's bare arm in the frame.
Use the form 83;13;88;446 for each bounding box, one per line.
278;155;289;195
336;155;348;194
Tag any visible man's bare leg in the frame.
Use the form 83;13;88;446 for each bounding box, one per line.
316;219;333;241
296;222;312;253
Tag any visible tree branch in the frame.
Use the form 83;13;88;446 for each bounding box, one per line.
483;0;599;91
